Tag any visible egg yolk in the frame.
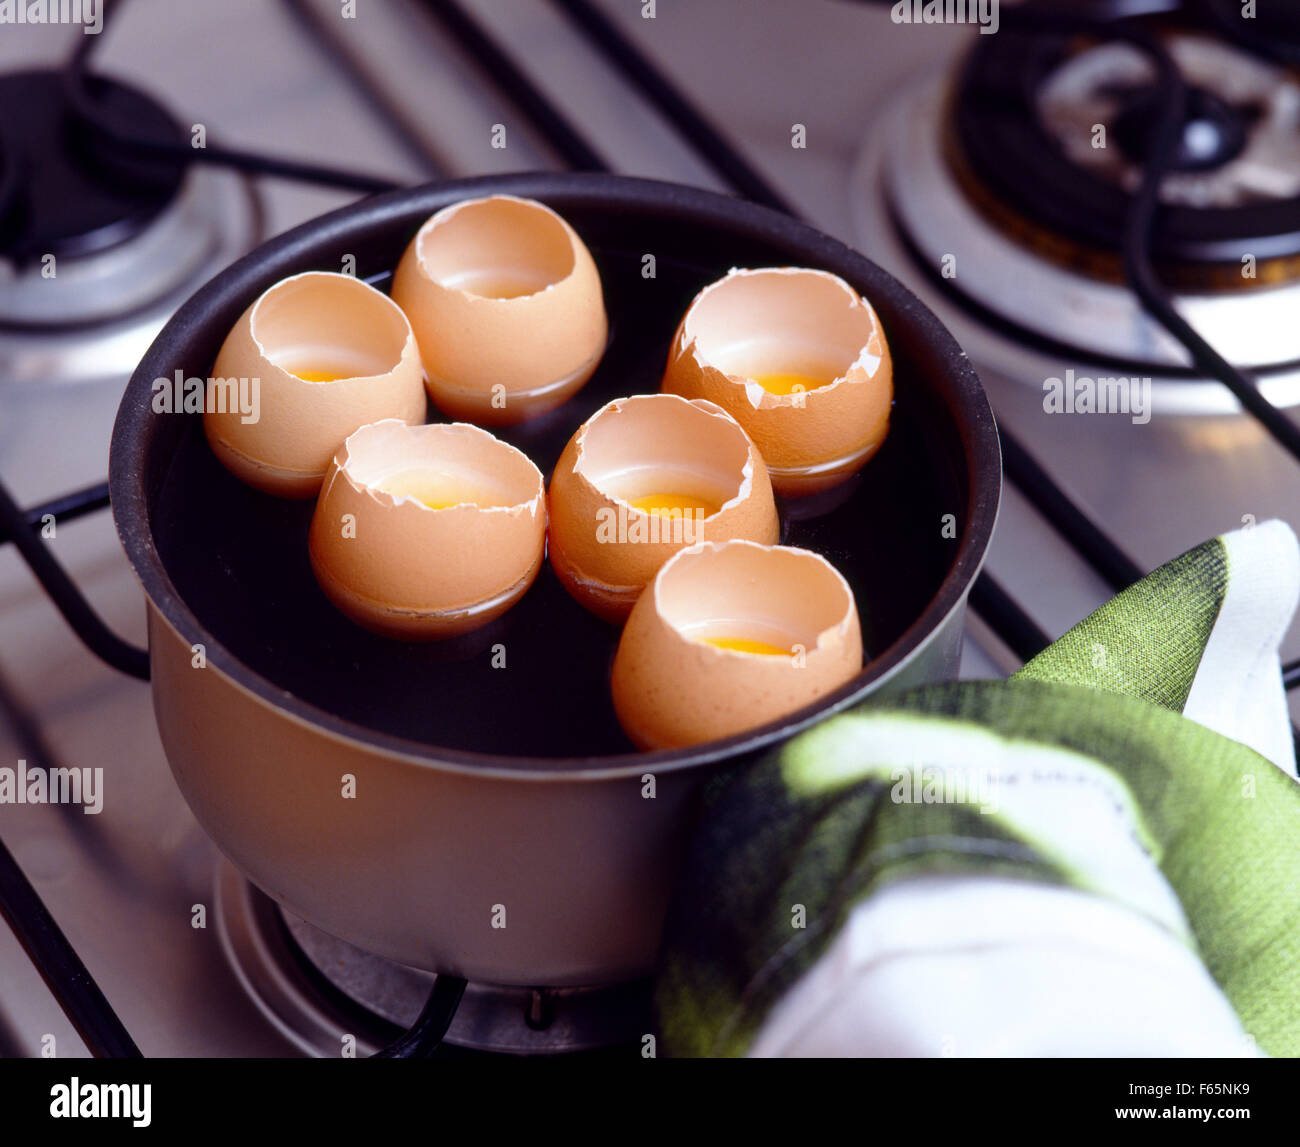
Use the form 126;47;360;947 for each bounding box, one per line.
379;470;501;510
626;492;720;517
278;358;367;381
751;371;832;396
286;367;355;382
697;635;792;657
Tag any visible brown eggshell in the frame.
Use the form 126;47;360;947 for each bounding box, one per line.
611;541;863;750
547;394;779;622
308;419;546;639
661;267;893;496
390;195;607;425
203;271;427;498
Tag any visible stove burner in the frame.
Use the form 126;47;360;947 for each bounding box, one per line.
0;69;186;265
1111;83;1248;173
215;864;650;1057
954;22;1300;284
852;77;1300;409
0;68;261;366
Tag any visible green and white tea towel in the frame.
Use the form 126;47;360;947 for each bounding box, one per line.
656;520;1300;1057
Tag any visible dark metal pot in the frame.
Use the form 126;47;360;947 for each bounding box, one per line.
110;173;1000;988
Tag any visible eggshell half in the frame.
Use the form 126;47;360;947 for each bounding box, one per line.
547;394;779;622
390;195;607;425
611;540;863;750
308;419;546;639
661;267;893;496
203;271;427;498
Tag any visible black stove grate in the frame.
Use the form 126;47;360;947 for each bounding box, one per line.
1;0;1298;1059
0;669;140;1058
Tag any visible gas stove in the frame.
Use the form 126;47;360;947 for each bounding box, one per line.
855;17;1300;409
1;0;1298;1059
0;88;259;402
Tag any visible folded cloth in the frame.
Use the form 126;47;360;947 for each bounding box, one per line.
655;520;1300;1057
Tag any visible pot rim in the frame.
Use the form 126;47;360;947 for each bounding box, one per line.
111;172;1001;781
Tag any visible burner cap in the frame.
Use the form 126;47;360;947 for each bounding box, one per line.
0;69;186;265
216;865;650;1056
953;23;1300;277
1112;84;1248;173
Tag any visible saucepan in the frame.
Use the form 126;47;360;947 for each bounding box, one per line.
108;173;1000;988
